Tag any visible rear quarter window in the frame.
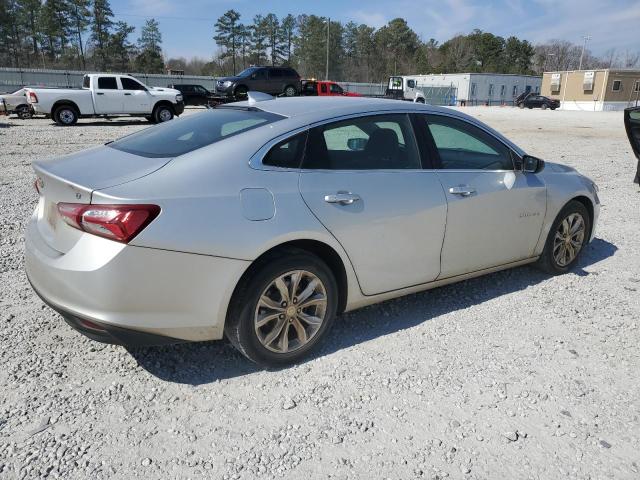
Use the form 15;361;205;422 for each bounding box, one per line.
109;109;284;158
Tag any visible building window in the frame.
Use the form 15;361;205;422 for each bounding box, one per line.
500;85;506;97
512;85;518;97
535;86;540;94
470;83;477;96
488;84;494;96
612;80;622;92
634;81;640;92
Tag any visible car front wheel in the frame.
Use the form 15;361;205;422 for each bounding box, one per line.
283;85;297;97
225;249;338;367
536;200;590;274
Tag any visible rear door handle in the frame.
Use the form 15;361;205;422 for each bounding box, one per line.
124;93;132;95
324;192;361;205
96;92;104;95
448;186;476;196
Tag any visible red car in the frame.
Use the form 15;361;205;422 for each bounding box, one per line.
301;80;361;97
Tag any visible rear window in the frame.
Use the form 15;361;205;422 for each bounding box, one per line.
109;109;284;158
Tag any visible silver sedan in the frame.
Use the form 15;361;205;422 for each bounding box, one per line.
25;95;600;366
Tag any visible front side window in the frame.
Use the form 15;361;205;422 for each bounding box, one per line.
121;77;146;90
97;77;117;89
425;115;513;170
330;83;343;94
303;114;421;170
110;109;283;158
263;132;307;168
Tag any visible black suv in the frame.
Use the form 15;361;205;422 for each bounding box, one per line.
214;66;301;100
517;93;560;110
167;84;215;106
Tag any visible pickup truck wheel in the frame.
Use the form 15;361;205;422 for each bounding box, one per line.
153;104;174;123
415;98;425;104
16;105;32;119
54;105;78;126
284;85;297;97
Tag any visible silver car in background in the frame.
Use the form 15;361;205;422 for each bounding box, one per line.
25;96;600;366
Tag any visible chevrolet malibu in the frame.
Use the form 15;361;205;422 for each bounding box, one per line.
25;95;600;366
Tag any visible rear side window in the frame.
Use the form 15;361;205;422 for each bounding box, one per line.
109;109;284;158
97;77;117;89
263;132;307;168
303;114;421;170
82;76;90;88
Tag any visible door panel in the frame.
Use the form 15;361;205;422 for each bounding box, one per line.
300;171;447;295
436;170;546;277
624;107;640;183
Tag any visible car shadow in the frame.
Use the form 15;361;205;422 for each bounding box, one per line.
128;237;617;385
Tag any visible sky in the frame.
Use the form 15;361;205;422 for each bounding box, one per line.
109;0;640;60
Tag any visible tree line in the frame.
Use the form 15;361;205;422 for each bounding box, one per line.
0;0;163;72
1;3;638;81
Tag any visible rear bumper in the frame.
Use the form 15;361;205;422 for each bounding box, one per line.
25;209;249;344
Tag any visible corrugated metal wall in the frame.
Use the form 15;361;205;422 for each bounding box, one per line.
0;68;218;90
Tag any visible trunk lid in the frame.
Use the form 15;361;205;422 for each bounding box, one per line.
33;145;171;253
624;107;640;183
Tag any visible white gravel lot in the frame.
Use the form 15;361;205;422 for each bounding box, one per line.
1;106;639;480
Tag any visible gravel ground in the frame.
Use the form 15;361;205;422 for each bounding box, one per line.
1;106;639;480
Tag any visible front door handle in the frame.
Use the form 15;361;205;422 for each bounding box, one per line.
124;93;132;95
324;192;361;205
96;92;104;95
448;186;476;196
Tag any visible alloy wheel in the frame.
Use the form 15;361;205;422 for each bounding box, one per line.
254;270;327;354
553;212;586;267
158;108;172;122
59;109;75;124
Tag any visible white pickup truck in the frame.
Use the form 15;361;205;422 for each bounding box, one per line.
26;74;184;126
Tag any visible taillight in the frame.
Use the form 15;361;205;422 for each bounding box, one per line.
57;203;160;243
28;91;38;103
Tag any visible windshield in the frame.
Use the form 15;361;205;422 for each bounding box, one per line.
109;109;284;158
237;67;260;78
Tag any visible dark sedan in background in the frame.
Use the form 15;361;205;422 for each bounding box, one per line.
167;84;216;106
517;94;560;110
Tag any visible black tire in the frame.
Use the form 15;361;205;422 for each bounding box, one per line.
536;200;591;274
152;104;174;123
53;105;78;126
541;103;548;110
550;107;557;111
16;104;32;119
234;85;248;100
416;97;425;104
145;115;153;122
225;248;338;367
283;85;297;97
518;102;525;109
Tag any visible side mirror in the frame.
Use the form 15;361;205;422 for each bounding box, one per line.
522;155;544;173
347;138;368;151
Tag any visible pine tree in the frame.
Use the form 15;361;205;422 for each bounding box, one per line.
109;20;134;71
213;9;241;74
280;14;296;65
135;18;163;73
67;0;91;68
90;0;114;70
263;13;283;66
250;14;268;65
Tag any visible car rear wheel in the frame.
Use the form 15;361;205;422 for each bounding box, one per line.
536;200;590;274
16;104;32;119
518;103;525;109
542;103;548;110
153;104;174;123
53;105;78;126
283;85;297;97
225;249;338;367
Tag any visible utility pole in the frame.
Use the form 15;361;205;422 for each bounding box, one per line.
325;17;330;80
578;35;591;71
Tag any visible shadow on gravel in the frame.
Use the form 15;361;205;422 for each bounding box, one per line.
54;120;151;127
129;237;617;385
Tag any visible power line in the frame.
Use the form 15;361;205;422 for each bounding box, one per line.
113;12;217;22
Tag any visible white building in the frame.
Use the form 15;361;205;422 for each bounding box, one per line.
407;73;542;106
